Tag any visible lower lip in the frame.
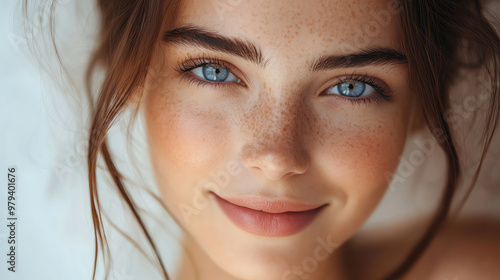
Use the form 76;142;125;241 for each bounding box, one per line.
212;194;325;237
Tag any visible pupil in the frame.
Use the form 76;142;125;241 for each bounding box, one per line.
338;81;365;97
202;65;229;81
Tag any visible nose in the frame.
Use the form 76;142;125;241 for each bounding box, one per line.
242;144;310;180
240;99;310;181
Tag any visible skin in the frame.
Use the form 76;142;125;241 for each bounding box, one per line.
142;0;420;279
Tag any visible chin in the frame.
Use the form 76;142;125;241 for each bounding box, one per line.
207;244;328;280
190;203;342;280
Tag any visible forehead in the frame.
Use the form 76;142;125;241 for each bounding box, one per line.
173;0;402;56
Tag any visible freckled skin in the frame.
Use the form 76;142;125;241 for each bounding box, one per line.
143;0;417;279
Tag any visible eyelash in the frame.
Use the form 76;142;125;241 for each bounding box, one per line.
332;73;394;105
173;55;241;89
173;55;394;105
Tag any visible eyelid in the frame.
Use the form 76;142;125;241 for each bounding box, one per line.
323;73;393;97
317;73;395;106
174;54;248;86
174;55;394;104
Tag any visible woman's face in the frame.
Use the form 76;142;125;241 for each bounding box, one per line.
144;0;415;278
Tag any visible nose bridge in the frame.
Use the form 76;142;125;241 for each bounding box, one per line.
247;89;306;146
240;87;311;180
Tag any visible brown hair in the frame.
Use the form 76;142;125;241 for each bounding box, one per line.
27;0;500;279
385;0;499;278
84;1;181;279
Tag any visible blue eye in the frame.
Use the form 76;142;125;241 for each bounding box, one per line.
326;80;375;97
191;64;241;83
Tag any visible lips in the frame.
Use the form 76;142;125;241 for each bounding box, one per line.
211;192;326;237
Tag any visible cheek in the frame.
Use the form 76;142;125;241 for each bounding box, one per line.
315;108;409;215
143;90;232;218
336;124;403;185
145;90;229;171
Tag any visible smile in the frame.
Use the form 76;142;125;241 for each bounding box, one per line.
210;192;327;237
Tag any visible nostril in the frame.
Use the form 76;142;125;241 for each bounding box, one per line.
242;145;310;181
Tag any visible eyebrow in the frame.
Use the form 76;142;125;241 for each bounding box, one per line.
311;48;408;72
162;25;268;67
162;25;407;71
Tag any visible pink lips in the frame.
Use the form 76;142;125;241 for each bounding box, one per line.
211;192;326;237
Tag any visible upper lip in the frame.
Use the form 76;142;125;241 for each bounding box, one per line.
210;192;327;214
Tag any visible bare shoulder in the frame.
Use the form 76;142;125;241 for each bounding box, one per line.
406;215;500;280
